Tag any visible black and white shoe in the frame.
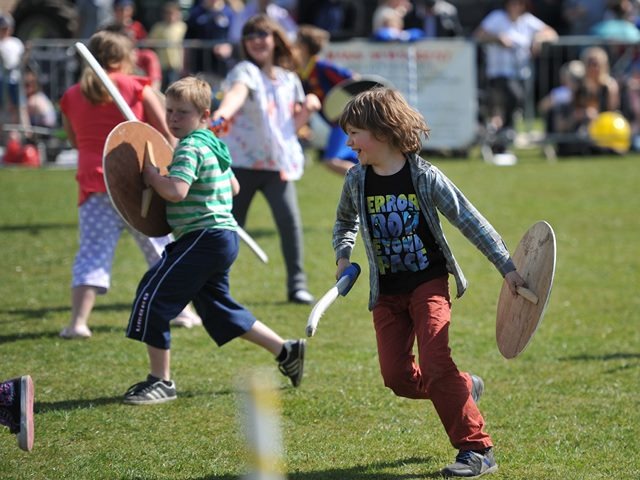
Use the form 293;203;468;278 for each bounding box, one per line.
288;290;315;305
123;375;177;405
278;340;306;387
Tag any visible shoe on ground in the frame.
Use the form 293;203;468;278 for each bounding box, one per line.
491;152;518;166
441;448;498;478
278;339;306;387
59;325;92;339
0;375;35;452
288;289;315;305
470;374;484;404
170;308;202;328
123;375;177;405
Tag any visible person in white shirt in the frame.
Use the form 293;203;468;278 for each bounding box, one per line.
474;0;557;154
0;13;25;125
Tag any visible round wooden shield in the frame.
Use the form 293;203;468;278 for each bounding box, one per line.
103;121;173;237
322;75;392;123
496;221;557;359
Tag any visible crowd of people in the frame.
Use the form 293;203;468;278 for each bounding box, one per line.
2;0;640;164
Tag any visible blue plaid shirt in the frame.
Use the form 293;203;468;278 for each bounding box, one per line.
333;153;516;310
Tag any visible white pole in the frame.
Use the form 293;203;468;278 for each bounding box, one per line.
240;372;286;480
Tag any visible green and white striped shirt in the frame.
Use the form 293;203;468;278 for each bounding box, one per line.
167;129;237;239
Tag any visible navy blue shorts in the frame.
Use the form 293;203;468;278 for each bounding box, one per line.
126;228;256;349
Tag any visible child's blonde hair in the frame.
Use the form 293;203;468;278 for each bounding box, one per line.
339;87;429;154
81;30;135;104
165;76;212;114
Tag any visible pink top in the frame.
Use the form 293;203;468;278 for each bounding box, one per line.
60;73;150;205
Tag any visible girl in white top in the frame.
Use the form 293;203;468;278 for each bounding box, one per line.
212;13;320;304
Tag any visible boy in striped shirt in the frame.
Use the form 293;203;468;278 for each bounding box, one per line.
123;77;305;405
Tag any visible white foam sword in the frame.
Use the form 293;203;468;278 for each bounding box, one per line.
306;263;361;337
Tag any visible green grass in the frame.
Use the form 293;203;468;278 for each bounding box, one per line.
0;149;639;479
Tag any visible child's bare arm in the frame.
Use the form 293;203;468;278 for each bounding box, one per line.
142;159;189;202
231;175;240;196
212;82;249;121
294;93;321;130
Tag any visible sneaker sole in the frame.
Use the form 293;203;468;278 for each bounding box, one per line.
18;375;34;452
442;464;498;479
290;340;306;388
123;395;177;406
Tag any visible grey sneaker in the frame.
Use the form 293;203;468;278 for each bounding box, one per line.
471;374;484;404
124;375;177;405
278;340;305;387
441;448;498;478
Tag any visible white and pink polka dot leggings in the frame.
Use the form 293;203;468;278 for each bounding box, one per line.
72;193;172;293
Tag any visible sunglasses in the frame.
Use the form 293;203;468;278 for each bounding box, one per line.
243;30;270;41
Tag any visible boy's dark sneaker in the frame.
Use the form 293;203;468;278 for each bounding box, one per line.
470;374;484;404
441;448;498;478
278;339;305;387
123;375;177;405
0;375;35;452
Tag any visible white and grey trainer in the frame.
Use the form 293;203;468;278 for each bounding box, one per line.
124;375;177;405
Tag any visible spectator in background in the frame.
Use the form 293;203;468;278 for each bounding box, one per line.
0;13;25;125
579;46;620;120
563;0;608;36
590;0;640;42
297;0;365;40
112;0;147;40
546;47;621;156
538;59;588;155
103;22;163;90
294;24;358;174
372;6;425;41
404;0;464;38
372;0;412;33
77;0;114;39
184;0;241;88
473;0;558;157
148;1;187;90
23;66;57;129
229;0;299;44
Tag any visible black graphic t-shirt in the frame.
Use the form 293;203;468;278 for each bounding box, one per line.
365;161;447;294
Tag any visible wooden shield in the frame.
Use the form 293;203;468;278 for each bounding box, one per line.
322;75;392;123
496;221;557;359
103;121;173;237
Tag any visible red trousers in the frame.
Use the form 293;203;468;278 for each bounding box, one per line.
372;276;493;450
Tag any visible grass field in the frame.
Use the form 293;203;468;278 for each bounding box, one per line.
0;149;638;479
